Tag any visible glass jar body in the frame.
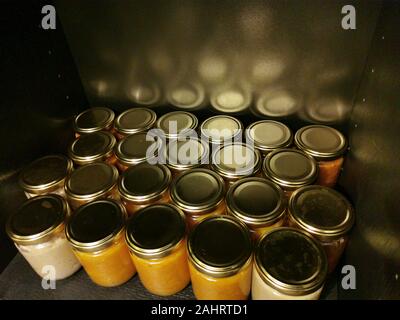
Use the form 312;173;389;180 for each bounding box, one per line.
121;190;171;216
24;180;67;199
316;157;344;187
67;185;120;210
184;200;226;230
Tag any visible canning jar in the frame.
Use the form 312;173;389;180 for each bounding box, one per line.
226;177;286;240
156;111;198;140
68;131;117;166
73;107;115;137
65;162;119;210
294;125;347;187
119;163;171;215
6;194;81;280
170;169;226;229
288;186;355;273
66;200;135;287
200;115;243;148
252;228;328;300
125;204;190;296
263;149;318;198
19;155;73;199
114;107;157;140
188;216;253;300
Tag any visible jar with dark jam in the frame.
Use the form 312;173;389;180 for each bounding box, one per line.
113;107;157;140
73;107;115;137
156;111;198;140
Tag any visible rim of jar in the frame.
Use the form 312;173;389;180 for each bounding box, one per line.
156;111;198;140
114;107;157;136
73;107;115;134
200;115;243;144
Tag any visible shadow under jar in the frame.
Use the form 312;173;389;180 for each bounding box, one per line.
200;115;243;148
66;200;136;287
125;204;190;296
19;155;73;199
6;194;81;280
262;149;318;198
188;216;253;300
288;186;355;273
73;107;115;137
252;228;328;300
226;177;286;240
65;162;119;210
294;125;347;187
113;107;157;140
156;111;198;140
170;168;226;230
119;163;171;215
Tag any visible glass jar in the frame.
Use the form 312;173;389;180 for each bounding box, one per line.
19;155;73;199
171;168;226;229
226;177;286;240
6;195;81;280
119;163;171;215
156;111;198;140
65;162;119;210
188;216;253;300
68;131;117;166
125;204;190;296
294;125;347;187
263;149;318;198
113;107;157;140
66;200;136;287
288;185;355;273
73;107;115;137
252;228;328;300
200;115;243;149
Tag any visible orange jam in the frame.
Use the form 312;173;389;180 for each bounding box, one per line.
316;157;344;187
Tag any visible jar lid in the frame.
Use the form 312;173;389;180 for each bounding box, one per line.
263;149;318;189
211;143;261;180
119;164;171;202
156;111;198;139
289;186;355;240
166;83;205;109
188;216;252;278
226;178;285;227
19;155;73;194
210;87;251;113
68;131;116;165
125;204;186;259
66;200;126;252
74;107;115;134
65;162;118;201
294;125;347;160
255;228;328;296
6;194;67;246
200;115;243;144
255;90;299;117
246;120;292;153
114;108;157;136
171;169;225;213
166;138;209;171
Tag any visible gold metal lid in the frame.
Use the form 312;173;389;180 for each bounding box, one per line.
19;155;73;194
125;204;186;259
200;115;243;144
66;200;126;252
74;107;115;134
188;216;252;278
171;169;225;213
255;228;328;296
156;111;198;139
289;186;355;240
165;138;209;171
114;107;157;136
65;163;118;201
294;125;347;160
7;194;67;246
226;177;285;227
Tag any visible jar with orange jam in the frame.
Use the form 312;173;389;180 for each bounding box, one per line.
125;204;190;296
188;216;253;300
73;107;115;137
156;111;198;140
119;163;172;215
170;169;226;229
65;200;136;287
113;107;157;140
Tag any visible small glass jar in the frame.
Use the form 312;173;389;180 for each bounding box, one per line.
226;177;286;240
65;162;119;210
294;125;347;187
263;149;318;198
68;131;117;166
156;111;198;140
66;200;136;287
119;163;172;215
188;216;253;300
200;115;243;148
288;185;355;273
73;107;115;137
252;228;328;300
19;155;73;199
171;168;226;229
245;120;293;156
125;204;190;296
113;107;157;140
6;195;81;280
